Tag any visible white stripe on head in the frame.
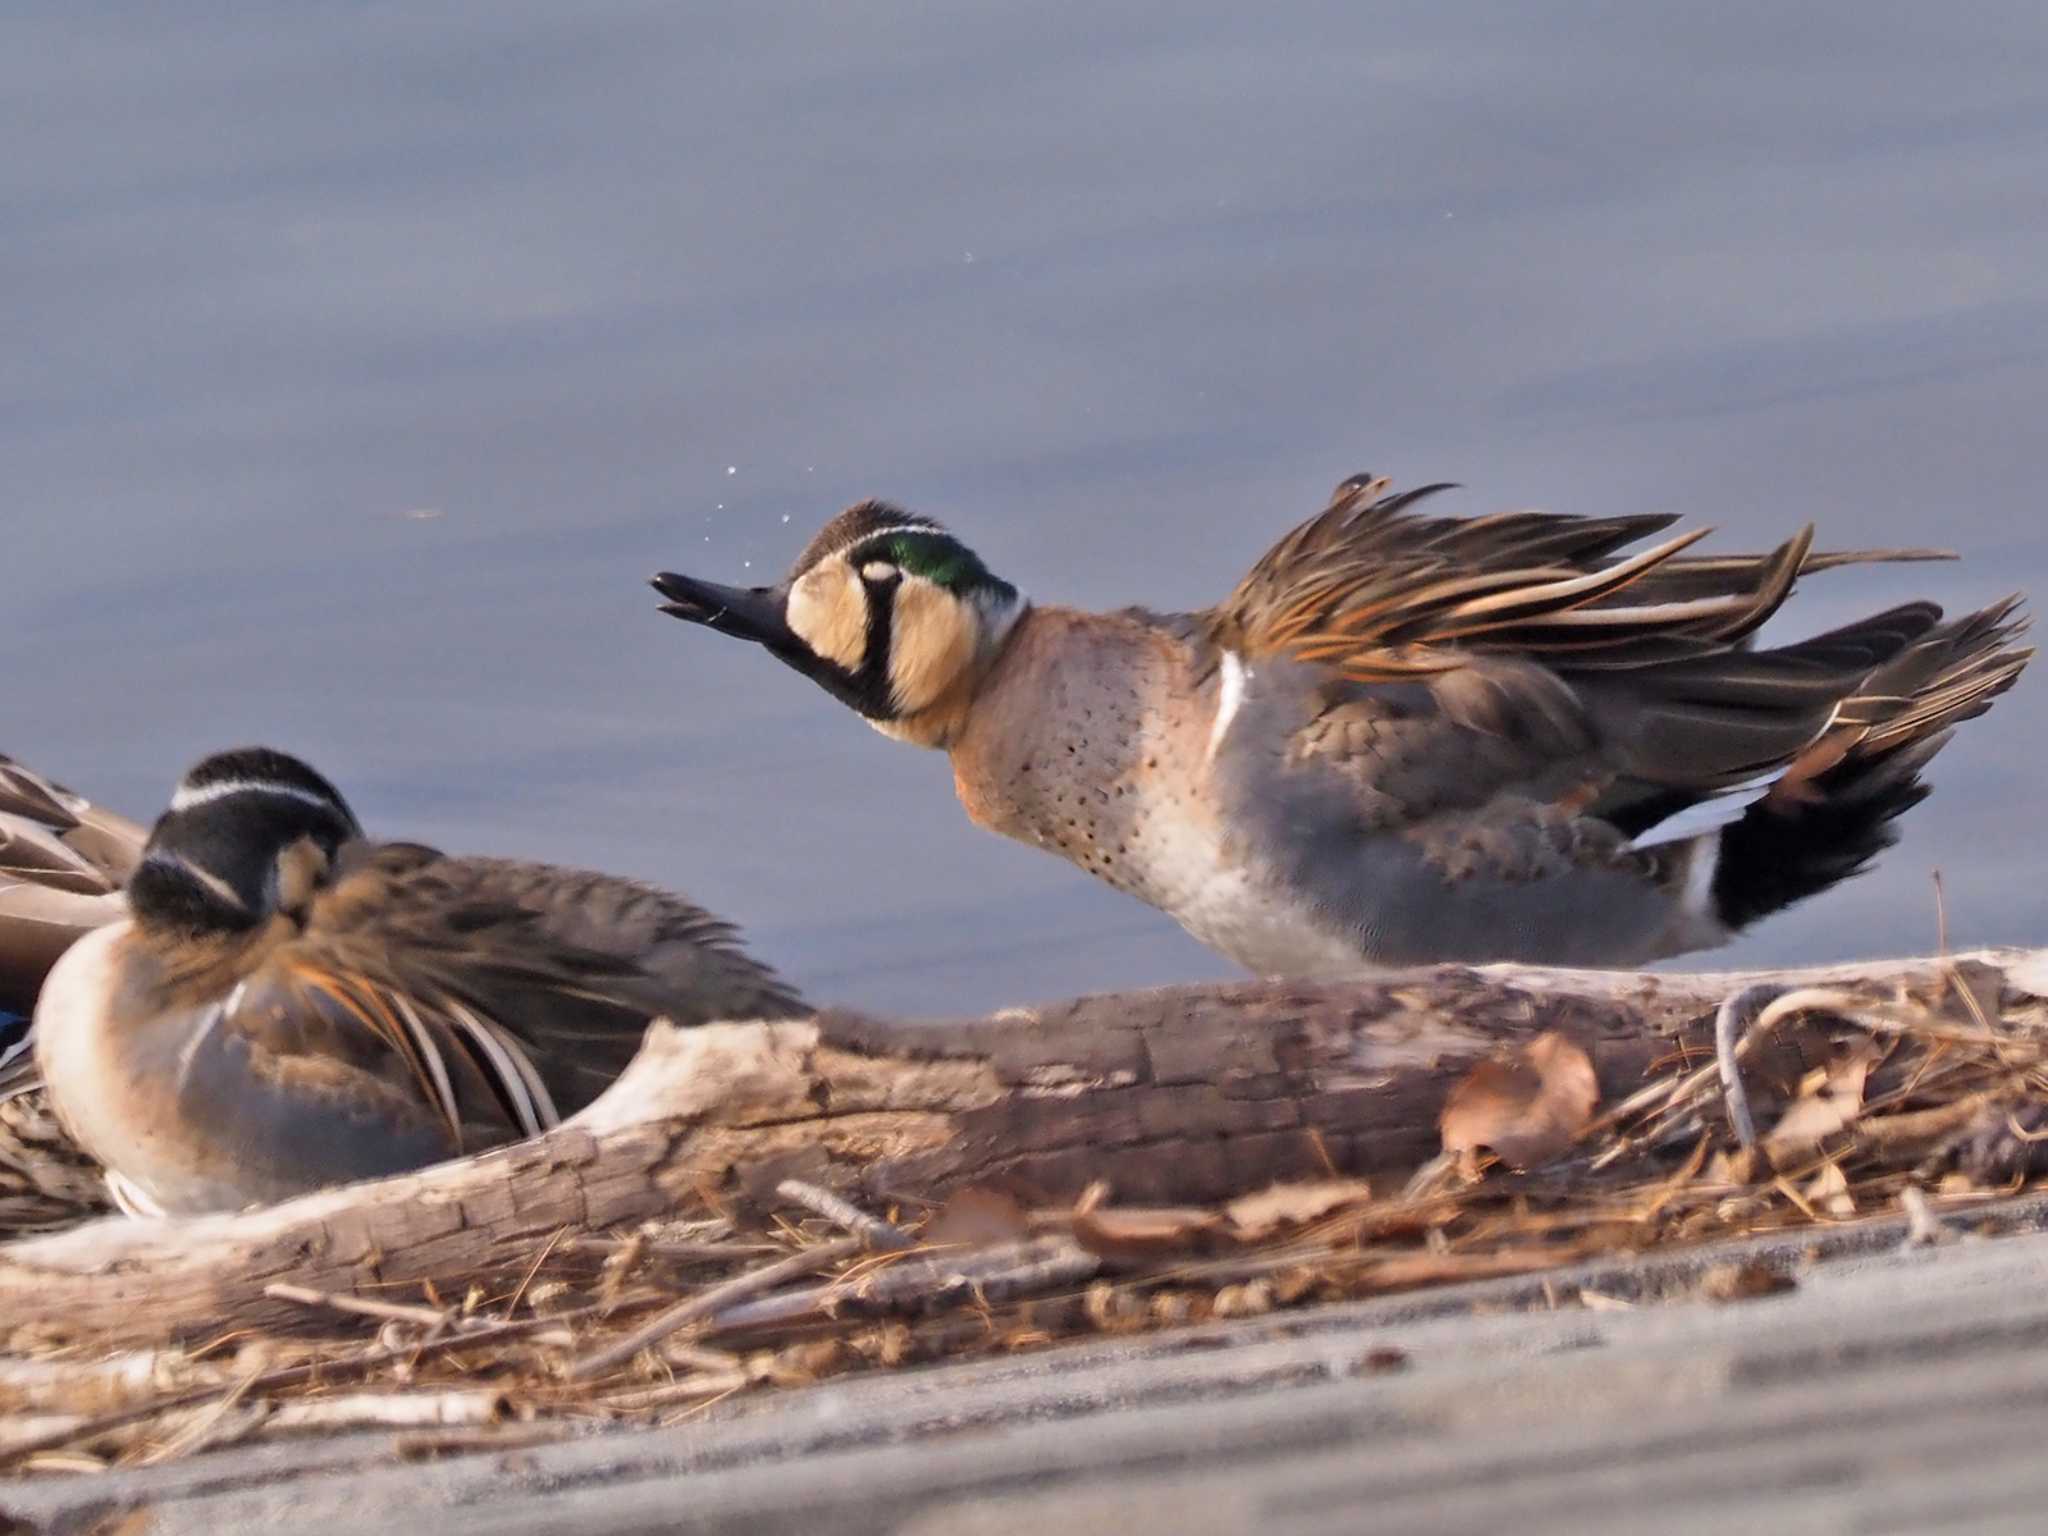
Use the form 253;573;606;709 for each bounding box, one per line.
139;848;251;911
168;777;347;817
852;523;943;547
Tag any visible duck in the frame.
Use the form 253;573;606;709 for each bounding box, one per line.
651;474;2030;975
29;746;806;1216
0;753;147;1099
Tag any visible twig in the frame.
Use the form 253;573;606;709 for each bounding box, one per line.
263;1283;453;1331
394;1423;576;1460
1625;987;1883;1157
266;1390;508;1433
706;1236;1102;1334
599;1373;752;1413
134;1366;268;1466
775;1178;914;1251
1715;984;1782;1149
505;1226;569;1317
1857;1093;1997;1146
0;1307;591;1470
1899;1186;1954;1247
567;1236;865;1380
568;1236;785;1264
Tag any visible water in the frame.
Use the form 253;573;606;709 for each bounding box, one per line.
9;2;2046;1016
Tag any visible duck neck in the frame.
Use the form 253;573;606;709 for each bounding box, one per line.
942;606;1218;852
873;594;1033;751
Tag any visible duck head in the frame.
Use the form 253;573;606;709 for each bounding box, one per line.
128;747;365;934
653;500;1026;747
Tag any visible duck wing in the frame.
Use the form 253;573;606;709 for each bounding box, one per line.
1211;474;1960;683
0;754;147;1092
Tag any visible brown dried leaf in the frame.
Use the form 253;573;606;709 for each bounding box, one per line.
1439;1031;1599;1173
1069;1207;1226;1262
1763;1039;1881;1161
923;1188;1031;1250
1706;1146;1760;1186
1802;1162;1857;1218
1224;1178;1375;1240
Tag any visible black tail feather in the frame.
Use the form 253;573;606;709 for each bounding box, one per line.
1711;730;1945;931
1709;595;2028;931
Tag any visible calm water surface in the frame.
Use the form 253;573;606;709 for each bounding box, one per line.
9;3;2047;1014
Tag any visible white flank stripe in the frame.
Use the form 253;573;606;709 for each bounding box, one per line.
1207;651;1248;764
1627;771;1782;851
1682;833;1723;923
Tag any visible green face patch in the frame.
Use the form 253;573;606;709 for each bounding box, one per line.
875;531;1016;602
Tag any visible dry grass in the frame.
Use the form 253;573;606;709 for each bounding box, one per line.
2;958;2044;1477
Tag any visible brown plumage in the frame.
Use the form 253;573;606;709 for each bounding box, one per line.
1214;474;1956;677
29;747;808;1215
652;473;2031;975
0;754;145;1019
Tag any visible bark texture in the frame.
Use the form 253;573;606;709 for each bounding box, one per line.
2;949;2039;1348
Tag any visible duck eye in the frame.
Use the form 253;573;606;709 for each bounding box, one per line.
859;560;900;584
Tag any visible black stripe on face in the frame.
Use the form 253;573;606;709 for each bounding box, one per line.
799;572;899;720
132;787;362;933
128;850;261;933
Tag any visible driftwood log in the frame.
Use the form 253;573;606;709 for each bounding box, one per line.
2;949;2042;1349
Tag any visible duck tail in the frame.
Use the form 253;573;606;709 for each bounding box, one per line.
1710;597;2032;931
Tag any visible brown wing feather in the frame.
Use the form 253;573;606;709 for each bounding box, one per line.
1212;475;1946;684
1238;478;2029;853
0;754;149;1028
294;847;728;1133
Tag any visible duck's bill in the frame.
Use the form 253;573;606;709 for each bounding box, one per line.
650;572;798;651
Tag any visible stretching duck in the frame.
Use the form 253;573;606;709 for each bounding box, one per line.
653;474;2029;973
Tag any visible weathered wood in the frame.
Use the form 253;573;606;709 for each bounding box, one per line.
1;949;2040;1349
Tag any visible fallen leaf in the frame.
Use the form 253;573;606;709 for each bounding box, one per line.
923;1188;1031;1249
1224;1178;1375;1239
1763;1038;1881;1162
1439;1031;1599;1174
1706;1146;1761;1186
1802;1161;1857;1218
1070;1206;1227;1262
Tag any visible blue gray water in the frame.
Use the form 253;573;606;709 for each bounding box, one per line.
9;3;2046;1015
